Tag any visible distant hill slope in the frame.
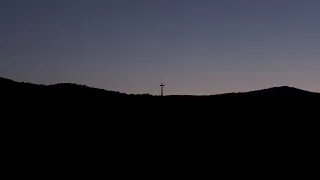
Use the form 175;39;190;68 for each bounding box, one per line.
217;86;319;97
0;77;127;97
244;86;316;95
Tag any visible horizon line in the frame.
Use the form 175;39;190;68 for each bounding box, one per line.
1;76;318;96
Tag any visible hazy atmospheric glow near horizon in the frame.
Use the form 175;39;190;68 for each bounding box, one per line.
1;0;320;95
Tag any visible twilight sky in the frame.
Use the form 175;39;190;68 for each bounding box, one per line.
1;0;320;95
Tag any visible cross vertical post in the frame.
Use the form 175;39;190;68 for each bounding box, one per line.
160;83;165;96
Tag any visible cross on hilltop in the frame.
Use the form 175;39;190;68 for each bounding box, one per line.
160;83;165;96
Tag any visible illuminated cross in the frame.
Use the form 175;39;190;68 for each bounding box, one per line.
160;83;165;96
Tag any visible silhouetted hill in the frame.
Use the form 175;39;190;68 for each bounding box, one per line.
2;76;319;119
210;86;319;98
2;76;318;167
1;76;319;98
0;77;127;97
243;86;317;96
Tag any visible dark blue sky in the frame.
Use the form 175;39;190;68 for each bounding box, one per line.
1;0;320;95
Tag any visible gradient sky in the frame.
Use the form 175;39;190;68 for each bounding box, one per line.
1;0;320;95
